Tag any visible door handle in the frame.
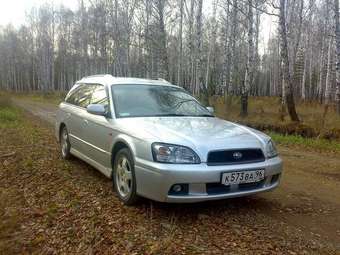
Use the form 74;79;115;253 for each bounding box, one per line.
83;119;89;126
66;113;71;118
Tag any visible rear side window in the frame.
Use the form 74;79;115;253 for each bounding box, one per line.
65;84;96;108
65;84;82;105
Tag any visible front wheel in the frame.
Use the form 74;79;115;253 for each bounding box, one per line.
113;148;139;205
60;126;72;160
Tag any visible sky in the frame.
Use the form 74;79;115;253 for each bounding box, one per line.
0;0;275;54
0;0;78;27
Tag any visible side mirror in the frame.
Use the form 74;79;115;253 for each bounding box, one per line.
206;106;214;114
87;104;107;116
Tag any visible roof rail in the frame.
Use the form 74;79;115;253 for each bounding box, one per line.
83;74;114;79
157;78;170;83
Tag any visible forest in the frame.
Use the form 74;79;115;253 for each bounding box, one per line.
0;0;340;120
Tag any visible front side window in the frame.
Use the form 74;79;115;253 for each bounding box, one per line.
91;85;108;107
111;84;213;118
77;85;95;108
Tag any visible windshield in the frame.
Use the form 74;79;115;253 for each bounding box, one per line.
111;84;213;118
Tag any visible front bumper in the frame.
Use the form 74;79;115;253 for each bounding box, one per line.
135;156;283;203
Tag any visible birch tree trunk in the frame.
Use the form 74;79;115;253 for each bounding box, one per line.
279;0;300;122
224;0;238;110
253;0;261;96
240;0;254;117
335;0;340;114
188;0;195;92
205;0;218;91
222;1;231;90
317;28;326;102
325;38;333;105
177;0;184;85
322;37;334;125
195;0;207;103
228;0;238;94
301;54;307;101
145;0;151;78
156;0;169;80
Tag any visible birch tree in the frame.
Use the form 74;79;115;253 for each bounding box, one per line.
155;0;170;80
241;0;255;117
279;0;300;121
195;0;205;102
335;0;340;114
177;0;184;85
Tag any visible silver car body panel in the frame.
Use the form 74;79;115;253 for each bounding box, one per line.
55;75;283;202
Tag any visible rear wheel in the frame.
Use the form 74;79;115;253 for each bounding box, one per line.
60;126;72;160
113;148;139;205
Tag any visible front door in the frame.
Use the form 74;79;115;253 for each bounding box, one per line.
81;84;112;171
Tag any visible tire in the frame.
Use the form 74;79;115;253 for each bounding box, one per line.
113;148;139;205
60;126;72;160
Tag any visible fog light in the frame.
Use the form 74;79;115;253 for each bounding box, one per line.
173;184;182;192
168;184;189;196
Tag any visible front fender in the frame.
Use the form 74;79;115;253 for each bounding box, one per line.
111;134;137;158
110;133;153;163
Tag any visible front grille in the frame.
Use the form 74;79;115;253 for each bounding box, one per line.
207;148;265;166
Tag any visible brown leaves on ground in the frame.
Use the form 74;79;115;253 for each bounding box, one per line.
0;111;338;254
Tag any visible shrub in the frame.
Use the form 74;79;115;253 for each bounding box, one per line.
0;108;18;122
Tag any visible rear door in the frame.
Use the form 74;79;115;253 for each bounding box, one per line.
81;84;112;170
64;84;96;153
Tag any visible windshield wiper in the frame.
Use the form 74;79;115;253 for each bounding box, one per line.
155;113;187;117
155;113;214;117
196;114;214;117
172;99;197;110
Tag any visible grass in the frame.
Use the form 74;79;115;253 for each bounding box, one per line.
0;108;19;122
270;132;340;153
0;95;21;128
13;91;65;105
211;95;340;140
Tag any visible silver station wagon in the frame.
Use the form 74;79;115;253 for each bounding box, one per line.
55;75;283;205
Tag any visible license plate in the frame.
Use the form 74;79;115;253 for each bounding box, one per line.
221;170;265;186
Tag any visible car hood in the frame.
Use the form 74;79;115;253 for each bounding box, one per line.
116;117;270;161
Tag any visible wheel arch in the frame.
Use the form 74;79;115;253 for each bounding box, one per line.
58;122;67;142
111;137;136;177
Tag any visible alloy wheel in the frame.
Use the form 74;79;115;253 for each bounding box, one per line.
115;155;133;198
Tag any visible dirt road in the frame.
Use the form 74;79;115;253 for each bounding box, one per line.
2;99;340;254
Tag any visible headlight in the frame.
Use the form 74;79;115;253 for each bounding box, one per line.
266;140;278;158
152;143;201;164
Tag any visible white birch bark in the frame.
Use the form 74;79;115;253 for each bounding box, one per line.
279;0;300;121
335;0;340;114
195;0;203;96
228;0;238;95
177;0;184;85
241;0;254;117
205;0;218;90
325;38;333;105
301;53;307;101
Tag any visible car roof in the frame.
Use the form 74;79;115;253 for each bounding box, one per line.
77;74;180;88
